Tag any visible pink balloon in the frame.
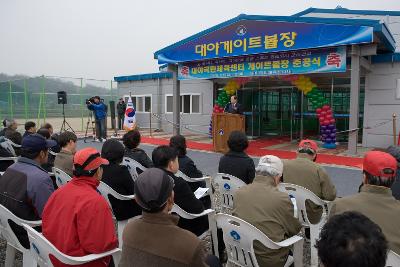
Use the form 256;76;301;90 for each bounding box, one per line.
320;111;327;116
326;110;333;115
316;108;322;114
330;119;335;124
323;119;330;125
322;105;330;111
326;114;333;120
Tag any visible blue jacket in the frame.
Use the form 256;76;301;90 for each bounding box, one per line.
88;102;107;120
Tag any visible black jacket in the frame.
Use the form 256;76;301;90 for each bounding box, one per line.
178;155;206;191
0;146;14;172
218;151;255;184
124;148;153;168
117;102;126;115
102;163;142;221
163;169;209;236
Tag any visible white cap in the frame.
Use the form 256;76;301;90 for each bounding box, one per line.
257;155;283;177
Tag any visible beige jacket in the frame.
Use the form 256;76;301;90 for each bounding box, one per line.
119;212;208;267
283;156;336;223
54;149;74;177
331;184;400;254
233;174;302;267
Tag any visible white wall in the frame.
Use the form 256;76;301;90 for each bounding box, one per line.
117;78;213;135
363;62;400;148
301;12;400;52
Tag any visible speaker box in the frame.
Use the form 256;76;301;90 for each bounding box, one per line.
57;91;67;104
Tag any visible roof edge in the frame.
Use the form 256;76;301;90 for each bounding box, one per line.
114;72;173;82
292;7;400;17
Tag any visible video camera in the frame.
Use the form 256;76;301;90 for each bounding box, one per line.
86;96;105;105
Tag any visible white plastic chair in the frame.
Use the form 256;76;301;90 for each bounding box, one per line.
121;157;147;181
0;204;42;267
387;250;400;267
278;183;332;267
213;173;246;210
171;204;214;220
215;214;303;267
52;167;72;187
0;157;18;162
97;181;135;248
22;223;121;267
176;170;210;183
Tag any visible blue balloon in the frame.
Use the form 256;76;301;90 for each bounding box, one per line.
321;125;327;130
325;138;332;143
325;129;331;134
328;124;335;130
330;133;336;138
331;128;337;133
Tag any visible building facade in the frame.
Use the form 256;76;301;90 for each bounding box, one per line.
115;7;400;150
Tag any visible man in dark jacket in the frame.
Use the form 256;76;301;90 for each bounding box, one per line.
218;131;255;184
117;98;126;130
224;95;243;115
0;133;57;248
123;130;153;168
87;96;107;142
153;145;208;236
23;121;36;139
101;139;142;221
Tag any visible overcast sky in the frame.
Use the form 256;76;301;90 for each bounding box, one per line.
1;0;399;81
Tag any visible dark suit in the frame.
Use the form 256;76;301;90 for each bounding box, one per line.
218;151;255;184
163;169;209;236
224;102;243;115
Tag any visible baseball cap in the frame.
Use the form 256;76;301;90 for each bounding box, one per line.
73;147;109;174
257;155;283;176
22;133;57;152
134;168;174;212
299;139;318;154
363;151;397;179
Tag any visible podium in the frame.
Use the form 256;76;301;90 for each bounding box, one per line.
212;113;245;153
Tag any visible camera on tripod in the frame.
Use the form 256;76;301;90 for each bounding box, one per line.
86;97;96;105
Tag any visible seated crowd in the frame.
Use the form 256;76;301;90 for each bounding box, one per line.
0;120;399;267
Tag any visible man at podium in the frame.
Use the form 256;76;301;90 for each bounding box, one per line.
224;95;243;115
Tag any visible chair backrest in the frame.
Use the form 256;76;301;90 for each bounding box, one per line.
0;204;41;252
171;204;214;220
387;250;400;267
52;167;72;188
22;223;121;266
121;157;147;181
278;183;331;225
213;173;246;210
175;170;209;183
97;181;135;209
215;214;302;267
1;138;20;157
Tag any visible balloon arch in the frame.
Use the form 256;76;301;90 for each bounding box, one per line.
209;75;337;149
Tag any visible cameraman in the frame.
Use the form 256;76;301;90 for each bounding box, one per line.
87;96;107;142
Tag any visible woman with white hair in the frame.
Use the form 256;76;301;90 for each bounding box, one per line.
233;155;302;267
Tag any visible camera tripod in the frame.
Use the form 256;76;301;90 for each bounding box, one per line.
60;103;75;134
83;111;97;143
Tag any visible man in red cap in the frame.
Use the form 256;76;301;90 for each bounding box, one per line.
283;139;336;224
42;147;118;267
331;151;400;254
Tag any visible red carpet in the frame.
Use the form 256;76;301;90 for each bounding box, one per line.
141;136;363;168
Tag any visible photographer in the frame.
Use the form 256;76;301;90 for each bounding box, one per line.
87;96;107;142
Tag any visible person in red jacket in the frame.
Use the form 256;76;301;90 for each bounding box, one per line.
42;147;118;267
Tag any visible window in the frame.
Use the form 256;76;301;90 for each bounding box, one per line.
165;94;201;114
124;95;152;113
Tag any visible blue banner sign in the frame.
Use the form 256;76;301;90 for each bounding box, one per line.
156;17;372;64
178;47;346;80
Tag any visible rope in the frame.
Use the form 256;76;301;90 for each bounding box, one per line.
335;119;392;135
150;113;210;136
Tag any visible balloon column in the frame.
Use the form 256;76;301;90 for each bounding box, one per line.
208;77;250;137
281;75;337;149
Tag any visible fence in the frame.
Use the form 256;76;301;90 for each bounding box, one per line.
0;75;119;132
